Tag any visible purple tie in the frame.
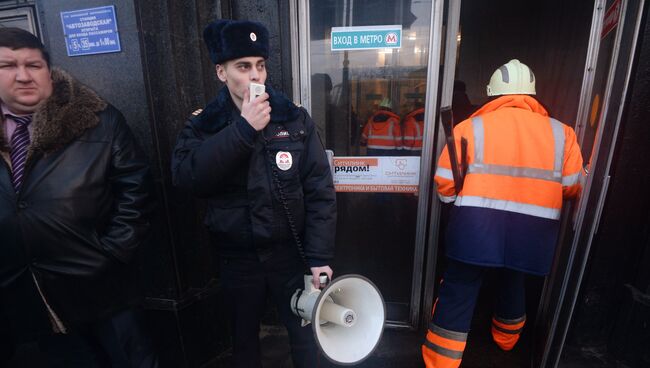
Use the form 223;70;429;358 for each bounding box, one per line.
9;115;32;192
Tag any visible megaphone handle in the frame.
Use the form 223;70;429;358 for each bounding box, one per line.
292;288;304;315
319;272;329;288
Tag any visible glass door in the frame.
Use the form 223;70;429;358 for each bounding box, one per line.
294;0;445;327
423;0;604;367
534;0;646;366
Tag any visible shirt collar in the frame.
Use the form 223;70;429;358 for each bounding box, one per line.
1;103;32;119
1;103;10;119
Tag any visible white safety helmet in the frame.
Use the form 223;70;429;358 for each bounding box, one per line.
379;98;392;109
486;59;536;96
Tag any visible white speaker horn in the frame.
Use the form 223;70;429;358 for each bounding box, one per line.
291;274;385;365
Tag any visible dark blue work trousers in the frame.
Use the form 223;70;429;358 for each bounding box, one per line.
432;259;526;333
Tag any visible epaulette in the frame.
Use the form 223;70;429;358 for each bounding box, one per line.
191;108;203;116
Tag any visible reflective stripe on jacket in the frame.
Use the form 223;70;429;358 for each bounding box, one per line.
434;95;584;220
434;95;584;275
362;110;402;150
403;108;424;151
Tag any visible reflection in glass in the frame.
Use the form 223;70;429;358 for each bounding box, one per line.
308;0;432;322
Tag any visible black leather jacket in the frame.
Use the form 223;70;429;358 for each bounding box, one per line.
172;85;336;266
0;69;152;337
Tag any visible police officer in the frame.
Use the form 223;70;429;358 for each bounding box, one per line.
422;60;584;368
171;20;336;368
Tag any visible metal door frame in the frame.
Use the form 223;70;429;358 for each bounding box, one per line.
532;2;606;365
290;0;453;328
424;0;648;364
421;0;462;328
573;0;607;151
537;0;646;366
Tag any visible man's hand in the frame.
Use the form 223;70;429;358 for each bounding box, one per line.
310;265;333;289
241;89;271;131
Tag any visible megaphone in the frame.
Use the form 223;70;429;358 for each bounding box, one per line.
291;274;385;365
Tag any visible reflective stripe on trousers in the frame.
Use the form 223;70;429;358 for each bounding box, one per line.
491;315;526;351
422;324;467;368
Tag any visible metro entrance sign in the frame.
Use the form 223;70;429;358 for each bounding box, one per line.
331;25;402;51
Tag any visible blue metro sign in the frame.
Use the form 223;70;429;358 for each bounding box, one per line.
60;6;121;57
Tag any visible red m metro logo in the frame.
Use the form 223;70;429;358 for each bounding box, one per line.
385;32;398;45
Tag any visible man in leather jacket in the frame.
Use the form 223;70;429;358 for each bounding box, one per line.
172;20;336;368
0;28;157;367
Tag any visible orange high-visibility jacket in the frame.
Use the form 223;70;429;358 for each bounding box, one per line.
362;110;402;150
403;108;425;151
434;95;584;274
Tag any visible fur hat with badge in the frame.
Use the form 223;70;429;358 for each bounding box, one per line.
203;19;270;65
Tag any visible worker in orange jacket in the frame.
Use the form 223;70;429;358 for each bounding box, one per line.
402;103;425;155
422;59;584;368
361;98;402;155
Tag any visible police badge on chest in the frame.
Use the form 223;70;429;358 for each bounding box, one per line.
276;151;293;171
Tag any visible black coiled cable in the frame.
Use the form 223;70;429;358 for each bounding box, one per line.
266;146;310;273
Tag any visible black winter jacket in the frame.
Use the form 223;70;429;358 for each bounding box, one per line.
172;86;336;266
0;69;152;338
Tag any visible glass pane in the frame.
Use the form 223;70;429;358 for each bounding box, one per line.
581;0;618;171
308;0;433;322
